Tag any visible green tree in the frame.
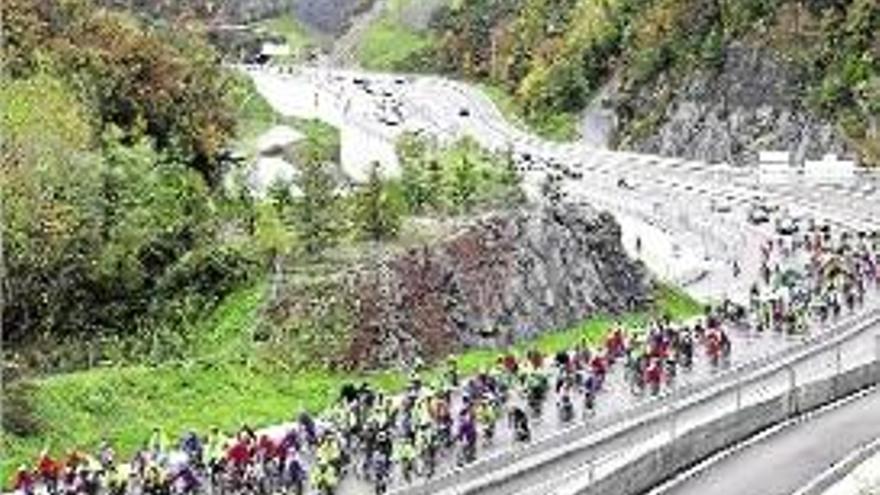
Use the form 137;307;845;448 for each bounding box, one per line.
449;152;478;214
425;158;446;211
254;197;295;300
354;162;404;242
293;146;339;260
2;0;237;185
396;133;432;213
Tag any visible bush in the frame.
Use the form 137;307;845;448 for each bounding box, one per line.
1;381;43;437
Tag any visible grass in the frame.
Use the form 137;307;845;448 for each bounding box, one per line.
2;284;699;484
478;83;581;143
358;18;433;70
357;0;436;71
229;74;282;154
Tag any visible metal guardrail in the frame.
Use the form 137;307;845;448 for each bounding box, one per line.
553;303;880;495
394;305;880;495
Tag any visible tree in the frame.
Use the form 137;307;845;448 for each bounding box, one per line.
254;198;294;300
354;162;404;242
293;146;339;260
425;158;446;211
397;133;432;213
449;151;478;214
2;0;237;185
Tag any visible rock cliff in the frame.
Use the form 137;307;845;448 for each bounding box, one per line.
265;204;652;369
616;44;850;165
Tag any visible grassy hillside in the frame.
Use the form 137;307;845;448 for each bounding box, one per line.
1;284;699;483
356;0;437;70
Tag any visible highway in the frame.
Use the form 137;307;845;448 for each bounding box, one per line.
649;386;880;495
245;64;880;495
247;64;879;304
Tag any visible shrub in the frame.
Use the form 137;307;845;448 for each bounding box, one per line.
1;380;43;437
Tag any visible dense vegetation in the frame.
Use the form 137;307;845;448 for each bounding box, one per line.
2;0;262;370
396;0;878;161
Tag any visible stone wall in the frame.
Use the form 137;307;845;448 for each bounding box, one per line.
265;204;652;369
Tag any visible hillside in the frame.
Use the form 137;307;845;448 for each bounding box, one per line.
96;0;372;29
394;0;879;164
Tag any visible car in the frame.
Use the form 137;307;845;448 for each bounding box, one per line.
747;205;771;224
459;107;470;117
617;177;635;190
775;215;798;235
710;198;733;213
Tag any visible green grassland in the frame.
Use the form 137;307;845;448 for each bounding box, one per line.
357;0;435;70
478;83;580;143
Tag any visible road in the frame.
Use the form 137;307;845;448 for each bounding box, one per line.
650;386;880;495
244;64;880;495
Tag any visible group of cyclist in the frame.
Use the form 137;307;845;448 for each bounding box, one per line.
12;229;879;495
749;229;879;334
10;315;740;495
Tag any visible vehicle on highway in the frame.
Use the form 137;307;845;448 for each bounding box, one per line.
775;214;798;235
617;177;635;190
747;204;771;224
710;198;734;214
563;168;583;180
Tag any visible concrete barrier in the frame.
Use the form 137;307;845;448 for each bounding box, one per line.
395;309;880;495
577;364;880;495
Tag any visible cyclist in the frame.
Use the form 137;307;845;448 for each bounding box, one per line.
13;465;34;495
393;434;417;484
509;405;531;443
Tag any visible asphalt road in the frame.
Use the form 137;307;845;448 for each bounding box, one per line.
653;386;880;495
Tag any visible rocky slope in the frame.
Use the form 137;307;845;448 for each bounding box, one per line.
615;44;851;165
265;204;652;369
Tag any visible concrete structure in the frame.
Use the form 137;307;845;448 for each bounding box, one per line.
804;154;857;185
339;124;399;182
260;42;292;58
757;150;796;186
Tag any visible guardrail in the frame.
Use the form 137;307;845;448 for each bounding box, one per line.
565;307;880;495
393;306;880;495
